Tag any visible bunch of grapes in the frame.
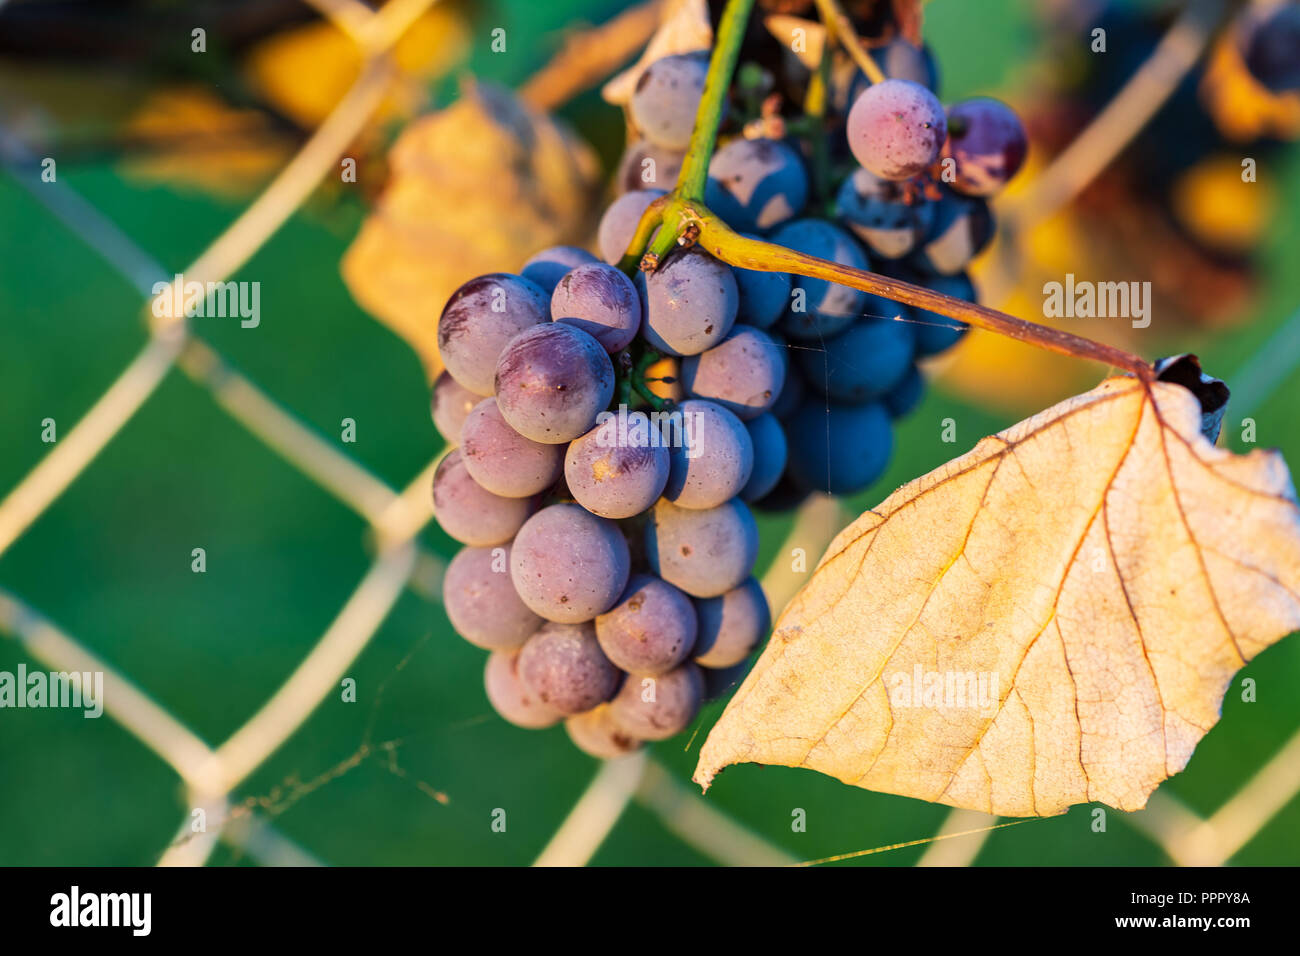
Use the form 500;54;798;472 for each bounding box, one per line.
432;22;1028;754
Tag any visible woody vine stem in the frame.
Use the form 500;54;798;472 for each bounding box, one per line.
617;0;1156;382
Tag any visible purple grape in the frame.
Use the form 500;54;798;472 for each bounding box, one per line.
705;137;809;233
796;316;915;403
609;662;704;741
617;139;685;193
680;326;786;421
597;188;665;264
1244;6;1300;92
645;497;759;598
693;577;770;668
663;399;754;510
770;219;868;340
551;262;641;354
846;78;947;181
431;370;486;446
629;52;710;150
511;503;630;622
521;245;599;294
786;400;893;496
595;573;697;676
739;412;787;503
942;97;1028;197
910;271;974;355
909;189;993;276
494;323;615;444
768;363;805;420
566;704;642;759
517;621;621;716
640;249;739;356
484;650;562;729
432;449;535;546
438;273;549;395
564;412;670;519
444;544;541;651
733;233;793;329
460;397;565;498
702;658;750;702
752;472;811;513
835;166;937;260
883;364;925;419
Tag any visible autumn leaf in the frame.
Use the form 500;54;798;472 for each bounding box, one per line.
695;364;1300;816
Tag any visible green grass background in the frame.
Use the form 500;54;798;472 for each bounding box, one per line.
1;0;1298;865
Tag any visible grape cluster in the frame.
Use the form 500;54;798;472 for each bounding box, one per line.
432;243;771;758
433;32;1028;752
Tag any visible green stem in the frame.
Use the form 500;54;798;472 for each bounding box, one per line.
676;0;757;202
686;207;1155;380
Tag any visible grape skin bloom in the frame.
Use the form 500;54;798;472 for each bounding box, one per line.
595;573;698;676
494;323;615;444
511;503;630;623
517;621;622;716
437;273;549;396
564;411;670;519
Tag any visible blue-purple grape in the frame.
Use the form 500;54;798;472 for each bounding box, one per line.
702;659;750;702
705;137;809;233
444;544;541;651
846;78;947;181
493;323;615;444
680;325;786;421
431;370;486;446
438;273;549;395
511;503;630;622
595;573;697;676
942;97;1028;197
836;166;937;260
739;412;787;503
597;188;666;264
883;365;925;419
551;262;641;354
663;399;754;510
565;704;641;759
786;400;893;496
796;316;915;403
640;250;739;356
768;363;805;420
645;497;759;598
617;139;685;193
908;270;974;355
460;397;565;498
909;189;993;276
693;577;770;668
484;649;562;729
565;412;670;519
609;662;704;741
629;52;710;150
432;449;535;546
521;245;599;294
770;219;868;340
733;233;793;329
1244;5;1300;93
517;621;621;716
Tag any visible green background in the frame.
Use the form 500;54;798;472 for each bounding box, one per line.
1;0;1298;865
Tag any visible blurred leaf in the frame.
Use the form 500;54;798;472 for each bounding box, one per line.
341;81;601;380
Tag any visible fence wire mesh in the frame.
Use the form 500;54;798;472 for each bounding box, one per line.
0;0;1296;867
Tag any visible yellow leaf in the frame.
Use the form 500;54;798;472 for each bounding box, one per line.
695;369;1300;816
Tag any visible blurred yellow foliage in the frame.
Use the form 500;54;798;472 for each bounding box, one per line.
1171;154;1274;255
245;7;469;128
1201;32;1300;144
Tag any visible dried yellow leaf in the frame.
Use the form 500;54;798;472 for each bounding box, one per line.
696;374;1300;815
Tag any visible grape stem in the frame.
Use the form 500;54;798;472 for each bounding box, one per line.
618;0;1151;380
690;209;1155;380
812;0;887;86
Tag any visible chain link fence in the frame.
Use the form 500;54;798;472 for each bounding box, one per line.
0;0;1297;867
